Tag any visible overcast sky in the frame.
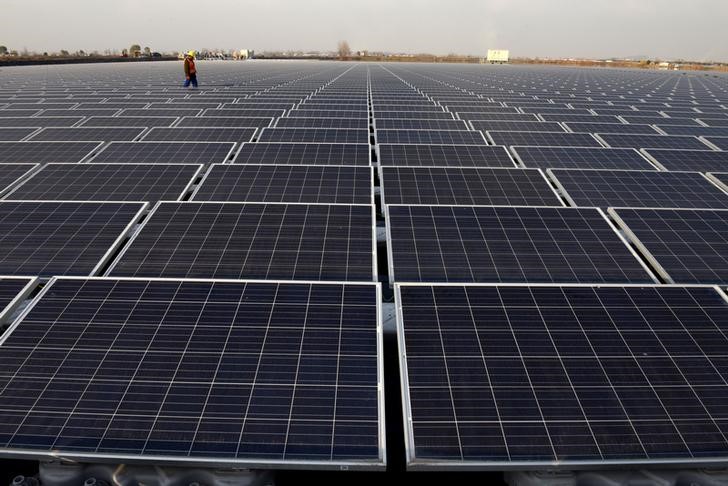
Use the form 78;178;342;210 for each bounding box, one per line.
2;0;726;61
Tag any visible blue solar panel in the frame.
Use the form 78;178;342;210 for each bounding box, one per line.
91;142;235;165
6;163;201;202
610;208;728;284
0;164;39;195
0;142;103;163
549;170;728;209
0;277;36;323
487;132;602;148
387;205;655;284
596;134;713;150
234;143;371;166
193;165;373;204
258;128;369;144
397;283;728;468
642;150;728;172
0;277;384;468
0;128;39;142
512;146;656;170
0;201;146;276
377;130;487;145
378;145;515;168
380;168;563;207
141;128;257;144
27;127;146;142
108;202;375;281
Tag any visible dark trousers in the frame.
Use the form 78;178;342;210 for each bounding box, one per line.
184;74;198;87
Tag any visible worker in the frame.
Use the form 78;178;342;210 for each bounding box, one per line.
183;50;198;88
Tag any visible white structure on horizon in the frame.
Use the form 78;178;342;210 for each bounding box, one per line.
486;49;510;64
234;49;254;60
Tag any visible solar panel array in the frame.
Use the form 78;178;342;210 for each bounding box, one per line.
1;60;728;474
397;284;728;467
0;278;383;466
5;163;201;202
107;202;376;281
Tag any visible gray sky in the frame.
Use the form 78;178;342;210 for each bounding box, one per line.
2;0;727;61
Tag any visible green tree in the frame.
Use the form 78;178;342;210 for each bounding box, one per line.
0;46;7;55
129;44;141;57
60;50;69;56
143;46;151;57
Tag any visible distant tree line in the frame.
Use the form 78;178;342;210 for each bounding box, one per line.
0;43;162;59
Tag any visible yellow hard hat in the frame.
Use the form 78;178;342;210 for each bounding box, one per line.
187;50;196;58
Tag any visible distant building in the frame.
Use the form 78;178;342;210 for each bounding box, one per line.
486;49;510;64
234;49;254;60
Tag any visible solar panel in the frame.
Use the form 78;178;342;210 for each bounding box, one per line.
656;126;728;137
376;130;487;145
258;128;369;144
78;117;178;128
119;108;203;117
621;116;702;126
549;169;728;209
641;149;728;172
302;103;366;110
0;109;42;117
176;117;273;128
527;108;593;116
192;165;373;204
141;128;256;143
0;141;103;163
203;109;286;118
375;119;468;130
107;202;375;281
387;205;655;284
595;134;713;150
471;121;566;133
487;132;602;148
27;127;146;142
9;102;77;110
698;118;728;128
41;108;121;117
0;117;84;128
706;173;728;193
276;118;369;129
287;110;369;119
370;111;454;120
148;102;221;109
609;208;728;284
0;276;36;323
91;142;235;165
234;143;371;166
0;277;384;468
0;201;145;276
6;163;201;202
397;283;728;468
377;145;515;168
78;102;149;110
704;137;728;151
222;102;295;111
0;164;39;196
0;128;38;142
512;146;657;170
563;123;660;135
540;114;622;123
446;106;517;113
380;168;562;207
457;113;540;122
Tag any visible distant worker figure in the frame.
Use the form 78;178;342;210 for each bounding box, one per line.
183;51;198;88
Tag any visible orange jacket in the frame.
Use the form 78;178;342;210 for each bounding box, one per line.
184;58;196;76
